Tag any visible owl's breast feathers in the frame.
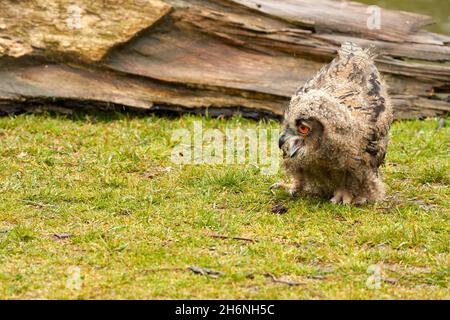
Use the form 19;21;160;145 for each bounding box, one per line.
295;42;393;169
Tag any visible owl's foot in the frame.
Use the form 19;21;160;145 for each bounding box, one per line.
270;182;299;197
353;196;368;205
331;189;367;205
330;189;353;205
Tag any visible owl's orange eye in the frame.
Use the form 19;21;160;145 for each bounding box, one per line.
298;125;310;135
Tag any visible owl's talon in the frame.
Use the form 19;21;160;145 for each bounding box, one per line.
270;183;282;190
270;182;299;197
270;182;282;195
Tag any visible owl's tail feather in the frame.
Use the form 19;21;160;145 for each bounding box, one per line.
364;44;380;60
339;42;379;61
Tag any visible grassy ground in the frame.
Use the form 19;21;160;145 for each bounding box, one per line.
0;111;448;299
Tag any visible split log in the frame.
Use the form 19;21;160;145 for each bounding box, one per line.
0;0;449;120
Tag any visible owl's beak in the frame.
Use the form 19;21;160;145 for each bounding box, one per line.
278;130;288;149
289;144;301;158
279;129;303;158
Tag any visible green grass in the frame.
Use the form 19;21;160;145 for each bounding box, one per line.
0;111;448;299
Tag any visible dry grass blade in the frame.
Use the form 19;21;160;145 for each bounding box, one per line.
263;273;306;286
206;233;258;243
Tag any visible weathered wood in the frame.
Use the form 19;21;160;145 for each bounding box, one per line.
0;0;449;120
0;0;170;60
0;60;285;114
229;0;434;42
105;25;321;97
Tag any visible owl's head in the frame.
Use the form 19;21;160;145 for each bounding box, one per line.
279;89;351;164
278;116;324;164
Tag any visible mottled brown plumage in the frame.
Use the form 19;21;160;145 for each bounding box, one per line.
272;42;393;204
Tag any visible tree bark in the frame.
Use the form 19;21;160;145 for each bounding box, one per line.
0;0;449;119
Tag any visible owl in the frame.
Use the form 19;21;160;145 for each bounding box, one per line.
271;42;393;205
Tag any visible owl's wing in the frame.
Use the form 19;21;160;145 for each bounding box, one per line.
296;42;393;168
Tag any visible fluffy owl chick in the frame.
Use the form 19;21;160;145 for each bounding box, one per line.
272;42;393;205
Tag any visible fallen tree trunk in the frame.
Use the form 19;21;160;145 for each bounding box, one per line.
0;0;449;119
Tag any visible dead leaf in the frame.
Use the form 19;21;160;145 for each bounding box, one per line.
271;203;288;214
